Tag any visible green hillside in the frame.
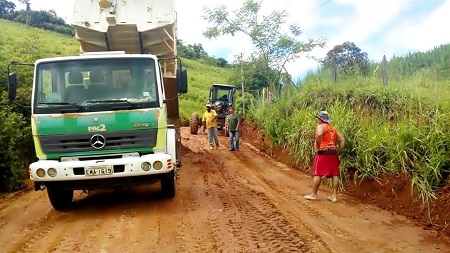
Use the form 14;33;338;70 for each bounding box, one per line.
0;19;232;122
179;58;231;124
0;19;79;61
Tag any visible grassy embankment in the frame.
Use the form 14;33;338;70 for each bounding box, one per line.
248;44;450;202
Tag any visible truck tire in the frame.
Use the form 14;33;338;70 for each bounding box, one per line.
47;186;73;211
225;115;230;137
190;112;199;135
161;170;176;198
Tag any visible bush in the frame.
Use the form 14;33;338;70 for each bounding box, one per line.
0;91;35;191
249;74;450;203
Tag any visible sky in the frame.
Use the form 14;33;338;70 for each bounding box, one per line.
9;0;450;80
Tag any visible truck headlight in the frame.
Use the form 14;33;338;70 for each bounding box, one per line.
153;161;163;170
36;168;46;178
141;162;151;171
47;168;57;178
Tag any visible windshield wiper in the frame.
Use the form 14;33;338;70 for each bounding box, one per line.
83;99;135;105
38;102;83;113
38;102;79;105
83;99;140;109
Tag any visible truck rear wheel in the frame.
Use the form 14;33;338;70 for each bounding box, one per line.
161;170;176;198
47;186;73;211
190;112;199;134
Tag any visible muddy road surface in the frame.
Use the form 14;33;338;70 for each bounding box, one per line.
1;127;449;253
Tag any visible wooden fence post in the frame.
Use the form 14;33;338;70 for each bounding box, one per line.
331;57;337;82
262;88;266;105
240;53;245;117
382;55;388;86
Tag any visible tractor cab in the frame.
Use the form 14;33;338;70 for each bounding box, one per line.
189;83;236;136
207;84;236;116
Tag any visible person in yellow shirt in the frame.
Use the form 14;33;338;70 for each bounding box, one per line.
202;103;221;150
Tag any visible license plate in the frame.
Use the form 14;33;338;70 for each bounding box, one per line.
85;165;113;176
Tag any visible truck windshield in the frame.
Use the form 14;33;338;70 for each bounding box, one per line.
34;58;160;113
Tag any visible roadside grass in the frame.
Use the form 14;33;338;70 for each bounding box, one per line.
249;63;450;203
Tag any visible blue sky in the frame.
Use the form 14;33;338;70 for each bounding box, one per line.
11;0;450;80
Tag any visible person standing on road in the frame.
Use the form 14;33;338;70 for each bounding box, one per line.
304;111;345;203
227;107;241;151
202;103;221;150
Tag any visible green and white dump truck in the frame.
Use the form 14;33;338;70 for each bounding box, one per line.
7;0;187;210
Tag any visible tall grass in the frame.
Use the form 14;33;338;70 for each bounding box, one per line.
250;68;450;203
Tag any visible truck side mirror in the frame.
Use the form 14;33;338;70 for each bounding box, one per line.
8;72;17;101
176;67;188;94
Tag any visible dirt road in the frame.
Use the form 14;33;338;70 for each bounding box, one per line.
1;127;449;253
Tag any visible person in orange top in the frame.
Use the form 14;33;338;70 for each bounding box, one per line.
304;111;346;203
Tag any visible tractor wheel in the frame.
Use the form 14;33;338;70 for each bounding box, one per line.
225;115;230;137
190;112;199;134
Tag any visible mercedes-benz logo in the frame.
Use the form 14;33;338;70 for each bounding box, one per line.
90;134;106;149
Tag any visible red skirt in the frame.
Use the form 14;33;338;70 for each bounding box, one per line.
313;154;340;176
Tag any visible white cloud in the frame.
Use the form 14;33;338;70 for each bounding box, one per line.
324;0;410;48
175;0;251;63
285;0;413;77
391;0;450;52
9;0;450;78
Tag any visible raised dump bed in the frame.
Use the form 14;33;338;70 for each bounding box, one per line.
72;0;177;78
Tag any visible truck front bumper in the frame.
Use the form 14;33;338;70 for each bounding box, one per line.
29;152;174;182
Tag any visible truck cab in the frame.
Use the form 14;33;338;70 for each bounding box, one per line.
7;0;187;210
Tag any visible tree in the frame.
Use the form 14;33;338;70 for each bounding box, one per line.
323;41;369;76
0;0;15;17
215;58;228;68
18;0;30;11
227;55;277;95
177;39;207;59
203;0;325;94
11;10;75;36
176;39;229;67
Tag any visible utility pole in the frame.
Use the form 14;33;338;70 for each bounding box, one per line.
240;52;245;117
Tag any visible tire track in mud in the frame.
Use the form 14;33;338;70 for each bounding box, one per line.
229;149;388;252
225;151;335;252
202;161;251;252
48;190;173;253
38;193;120;253
199;151;325;253
174;151;218;253
174;189;213;253
5;211;70;253
3;191;91;253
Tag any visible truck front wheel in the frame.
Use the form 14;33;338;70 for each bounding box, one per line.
161;170;176;198
47;186;73;210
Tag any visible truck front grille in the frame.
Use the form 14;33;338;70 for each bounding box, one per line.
40;129;157;154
